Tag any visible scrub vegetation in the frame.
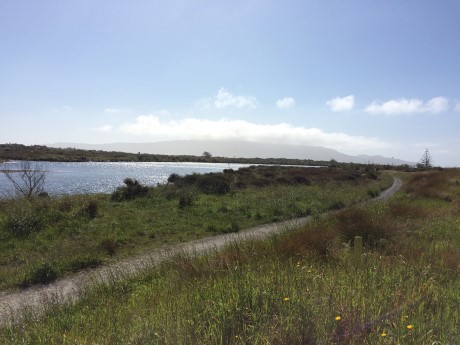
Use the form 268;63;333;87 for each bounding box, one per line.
0;165;391;291
1;168;458;344
0;143;326;166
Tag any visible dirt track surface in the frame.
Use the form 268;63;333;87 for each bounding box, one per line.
0;177;402;328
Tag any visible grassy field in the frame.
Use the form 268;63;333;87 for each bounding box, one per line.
0;166;391;291
0;169;458;344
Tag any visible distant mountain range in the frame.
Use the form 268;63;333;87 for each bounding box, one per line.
51;140;412;165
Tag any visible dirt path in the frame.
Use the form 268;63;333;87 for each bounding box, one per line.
0;177;402;328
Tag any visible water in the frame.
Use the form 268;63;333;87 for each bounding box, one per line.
0;161;252;196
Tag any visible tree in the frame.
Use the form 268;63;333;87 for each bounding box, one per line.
1;161;47;198
417;149;433;169
202;151;212;158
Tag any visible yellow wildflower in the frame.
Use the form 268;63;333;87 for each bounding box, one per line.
283;297;289;301
406;324;414;330
335;316;341;321
381;332;387;337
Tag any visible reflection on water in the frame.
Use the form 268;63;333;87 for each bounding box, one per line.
0;161;251;196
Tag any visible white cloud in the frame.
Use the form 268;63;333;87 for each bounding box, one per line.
326;95;355;112
365;97;448;115
197;88;258;109
276;97;296;109
118;115;389;152
93;125;113;132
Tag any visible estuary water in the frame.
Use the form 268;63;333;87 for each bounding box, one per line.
0;161;252;196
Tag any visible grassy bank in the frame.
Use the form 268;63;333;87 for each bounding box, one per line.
0;169;458;344
0;166;391;290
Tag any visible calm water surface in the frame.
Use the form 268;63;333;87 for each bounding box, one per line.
0;161;252;196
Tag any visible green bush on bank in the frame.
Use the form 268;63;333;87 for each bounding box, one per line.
111;178;149;201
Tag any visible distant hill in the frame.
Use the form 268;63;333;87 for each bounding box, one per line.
51;140;412;165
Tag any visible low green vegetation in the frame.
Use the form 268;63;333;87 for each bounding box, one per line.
1;169;458;344
0;144;415;172
0;166;391;290
0;143;327;166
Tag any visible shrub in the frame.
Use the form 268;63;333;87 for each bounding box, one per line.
167;173;181;183
178;191;194;208
292;175;311;185
65;256;102;272
367;189;380;198
276;224;338;258
336;207;397;248
328;201;345;211
196;175;231;195
225;222;240;233
58;197;73;212
101;239;117;256
3;202;44;237
84;198;98;219
20;262;58;287
111;178;149;201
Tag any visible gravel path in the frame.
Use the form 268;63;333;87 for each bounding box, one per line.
0;177;402;328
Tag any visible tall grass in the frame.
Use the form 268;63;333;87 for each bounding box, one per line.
1;169;458;344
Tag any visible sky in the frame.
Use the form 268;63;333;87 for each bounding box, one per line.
1;0;459;166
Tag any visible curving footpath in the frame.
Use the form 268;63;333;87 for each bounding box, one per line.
0;177;402;328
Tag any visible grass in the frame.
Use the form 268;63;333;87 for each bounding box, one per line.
0;166;392;290
0;168;458;344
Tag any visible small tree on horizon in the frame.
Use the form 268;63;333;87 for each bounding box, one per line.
418;149;433;168
202;151;212;158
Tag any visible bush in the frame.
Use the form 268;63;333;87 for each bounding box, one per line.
367;189;380;198
20;262;58;287
291;175;311;185
3;202;44;237
58;197;73;212
101;239;117;256
111;178;149;201
178;191;194;208
336;207;397;248
65;256;102;272
167;173;181;183
196;175;231;195
276;224;338;258
84;198;98;219
328;201;345;211
225;222;240;233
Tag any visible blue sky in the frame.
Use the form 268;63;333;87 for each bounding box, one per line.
1;0;459;166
